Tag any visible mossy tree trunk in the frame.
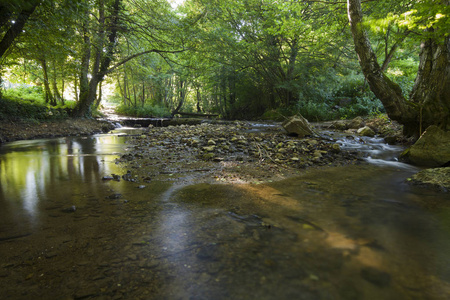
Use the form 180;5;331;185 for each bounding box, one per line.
347;0;450;137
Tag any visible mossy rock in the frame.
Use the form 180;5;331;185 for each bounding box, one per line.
408;167;450;192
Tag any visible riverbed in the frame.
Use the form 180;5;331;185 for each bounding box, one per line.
0;126;449;299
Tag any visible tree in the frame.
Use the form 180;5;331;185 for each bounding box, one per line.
73;0;183;117
347;0;450;136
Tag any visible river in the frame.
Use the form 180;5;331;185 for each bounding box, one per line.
0;127;449;299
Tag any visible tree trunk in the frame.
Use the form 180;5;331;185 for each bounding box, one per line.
409;33;450;135
40;59;54;105
95;81;103;109
347;0;450;137
196;88;202;113
51;62;62;105
0;1;39;60
73;0;121;117
172;79;185;115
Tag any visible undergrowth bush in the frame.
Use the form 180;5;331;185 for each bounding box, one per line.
0;86;75;120
3;85;45;103
116;104;171;118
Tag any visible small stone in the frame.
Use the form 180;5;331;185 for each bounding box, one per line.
332;144;341;153
203;146;215;152
137;185;146;189
61;205;76;213
45;252;58;258
127;254;138;261
207;139;216;145
360;267;391;287
106;193;122;199
202;153;215;160
313;150;323;158
139;260;159;269
307;139;318;146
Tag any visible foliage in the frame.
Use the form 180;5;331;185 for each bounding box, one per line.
116;103;171;118
0;86;75;120
3;85;44;102
3;0;446;126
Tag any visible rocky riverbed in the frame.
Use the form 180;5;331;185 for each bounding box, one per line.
114;121;363;185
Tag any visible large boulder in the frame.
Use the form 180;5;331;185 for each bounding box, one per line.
282;115;315;137
401;126;450;167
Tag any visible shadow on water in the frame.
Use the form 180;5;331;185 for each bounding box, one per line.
1;130;450;299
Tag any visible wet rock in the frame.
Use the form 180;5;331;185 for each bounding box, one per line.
127;254;138;261
203;146;215;152
106;193;122;199
313;150;323;159
102;176;114;181
384;135;398;145
408;167;450;192
74;286;99;299
401;126;450;167
360;267;391;287
202;153;215;160
357;126;375;137
61;205;76;213
197;244;219;260
331;120;348;130
44;252;58;258
331;144;341;153
282;115;315;137
138;260;159;269
348;116;365;129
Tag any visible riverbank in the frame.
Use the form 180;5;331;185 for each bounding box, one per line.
0;118;115;143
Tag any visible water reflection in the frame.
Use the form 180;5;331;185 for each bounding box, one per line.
1;131;450;299
0;134;128;226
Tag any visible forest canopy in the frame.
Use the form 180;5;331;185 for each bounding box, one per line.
0;0;448;133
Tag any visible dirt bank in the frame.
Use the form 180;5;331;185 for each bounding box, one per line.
0;118;115;143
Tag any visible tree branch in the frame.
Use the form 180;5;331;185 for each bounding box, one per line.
103;49;185;76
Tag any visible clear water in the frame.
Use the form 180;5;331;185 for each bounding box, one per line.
0;129;449;299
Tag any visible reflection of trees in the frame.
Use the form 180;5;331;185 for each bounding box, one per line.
0;136;125;224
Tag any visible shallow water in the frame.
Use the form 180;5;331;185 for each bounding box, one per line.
1;130;449;299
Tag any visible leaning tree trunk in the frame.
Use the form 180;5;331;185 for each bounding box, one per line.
347;0;450;137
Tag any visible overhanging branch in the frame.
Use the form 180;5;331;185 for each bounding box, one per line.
103;48;186;76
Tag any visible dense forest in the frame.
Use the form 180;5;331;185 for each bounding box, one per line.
0;0;449;136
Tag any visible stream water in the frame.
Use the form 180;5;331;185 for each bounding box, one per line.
0;127;449;299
